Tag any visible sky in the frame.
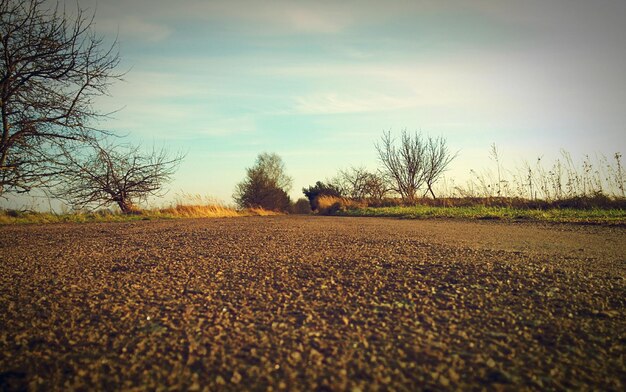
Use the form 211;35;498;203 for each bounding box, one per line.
5;0;626;208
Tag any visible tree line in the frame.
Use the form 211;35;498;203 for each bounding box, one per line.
237;130;457;213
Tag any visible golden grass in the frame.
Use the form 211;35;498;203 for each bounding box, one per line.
246;207;281;216
0;203;280;224
157;204;281;218
158;204;243;218
316;195;364;214
157;192;281;218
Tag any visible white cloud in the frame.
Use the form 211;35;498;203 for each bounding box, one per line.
96;16;173;42
294;92;420;114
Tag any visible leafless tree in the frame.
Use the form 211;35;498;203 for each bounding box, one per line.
376;130;427;204
376;130;456;202
366;171;392;201
335;166;390;200
423;135;458;199
0;0;121;195
55;140;183;213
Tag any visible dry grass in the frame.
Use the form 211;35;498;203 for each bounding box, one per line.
0;203;280;225
316;195;365;214
158;204;243;218
246;207;281;216
159;193;281;218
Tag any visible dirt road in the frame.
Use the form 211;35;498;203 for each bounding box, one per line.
1;216;624;390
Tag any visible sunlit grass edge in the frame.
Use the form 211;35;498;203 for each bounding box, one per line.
0;204;280;225
335;205;626;225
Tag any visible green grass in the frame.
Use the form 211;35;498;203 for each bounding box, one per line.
336;205;626;225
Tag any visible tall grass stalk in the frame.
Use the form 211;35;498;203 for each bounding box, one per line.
453;149;625;200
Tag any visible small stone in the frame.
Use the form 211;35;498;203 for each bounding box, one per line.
230;371;242;384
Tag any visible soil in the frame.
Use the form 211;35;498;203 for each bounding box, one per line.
1;216;624;391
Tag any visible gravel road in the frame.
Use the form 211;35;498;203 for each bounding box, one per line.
1;216;624;390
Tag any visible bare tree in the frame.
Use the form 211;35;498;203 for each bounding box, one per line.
376;130;456;202
366;170;392;201
376;130;427;204
335;166;390;200
0;0;121;194
423;135;458;199
55;140;183;213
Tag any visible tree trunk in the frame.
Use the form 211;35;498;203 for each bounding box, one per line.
117;199;135;214
428;185;437;199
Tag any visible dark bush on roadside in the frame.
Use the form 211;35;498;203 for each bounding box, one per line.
302;181;343;211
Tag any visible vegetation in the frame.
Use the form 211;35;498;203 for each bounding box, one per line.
338;205;626;225
53;140;183;213
234;152;292;212
311;195;626;224
376;130;457;202
302;181;343;211
454;147;625;200
300;138;625;225
0;0;122;194
331;167;389;201
0;203;277;225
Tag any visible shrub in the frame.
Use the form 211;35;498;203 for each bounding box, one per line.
302;181;343;211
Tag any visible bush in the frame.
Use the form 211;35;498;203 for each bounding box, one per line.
302;181;343;211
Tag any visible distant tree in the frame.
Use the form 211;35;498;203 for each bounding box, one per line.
376;130;426;204
55;139;183;213
302;181;342;211
234;152;292;211
423;135;458;199
335;166;390;201
376;130;456;202
0;0;122;195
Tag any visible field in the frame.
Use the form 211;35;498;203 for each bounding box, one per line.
1;216;624;390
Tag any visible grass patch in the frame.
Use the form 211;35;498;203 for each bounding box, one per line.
0;204;279;225
336;205;626;225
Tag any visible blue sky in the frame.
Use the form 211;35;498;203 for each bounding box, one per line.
7;0;626;207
